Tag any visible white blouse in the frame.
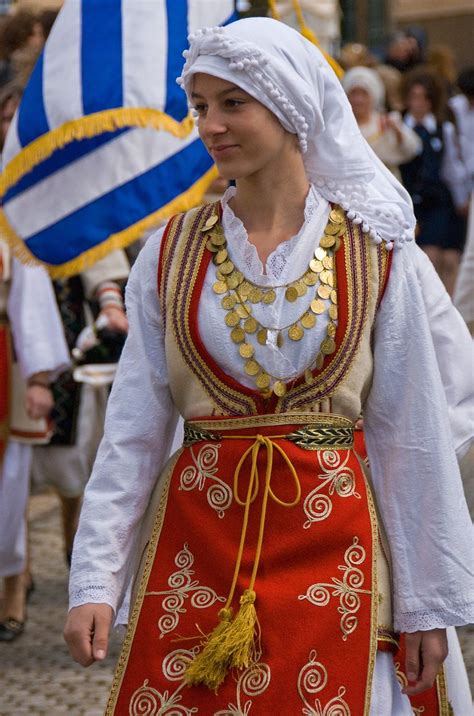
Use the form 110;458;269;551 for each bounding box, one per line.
69;187;473;639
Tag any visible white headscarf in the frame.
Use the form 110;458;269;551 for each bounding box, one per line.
342;66;386;111
178;17;415;248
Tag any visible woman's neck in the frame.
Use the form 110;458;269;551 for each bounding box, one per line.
229;158;310;266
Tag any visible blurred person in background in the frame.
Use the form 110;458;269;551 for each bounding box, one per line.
450;67;474;195
427;45;458;100
400;69;470;294
0;77;69;640
338;42;377;71
343;66;421;181
0;8;44;87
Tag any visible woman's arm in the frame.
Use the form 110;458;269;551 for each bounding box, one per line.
364;242;473;631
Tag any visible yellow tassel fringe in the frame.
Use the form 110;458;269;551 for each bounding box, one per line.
0;108;195;196
0;164;218;279
184;590;259;692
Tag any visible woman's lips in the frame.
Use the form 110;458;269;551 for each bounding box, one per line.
211;144;239;158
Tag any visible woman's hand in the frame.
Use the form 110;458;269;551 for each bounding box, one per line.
25;384;53;420
99;305;129;333
402;628;448;696
64;603;114;667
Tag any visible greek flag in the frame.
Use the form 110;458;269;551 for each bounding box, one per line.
0;0;237;277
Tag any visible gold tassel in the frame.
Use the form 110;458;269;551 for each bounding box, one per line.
184;590;259;691
184;607;234;692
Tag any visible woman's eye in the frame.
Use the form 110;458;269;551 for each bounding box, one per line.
193;104;207;114
225;99;244;108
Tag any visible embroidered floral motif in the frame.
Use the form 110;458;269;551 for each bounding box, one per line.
179;443;232;518
145;543;225;638
129;648;199;715
298;650;351;715
299;537;370;640
214;663;272;715
412;708;426;715
303;450;360;528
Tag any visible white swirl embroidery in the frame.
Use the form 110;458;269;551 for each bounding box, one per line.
129;648;199;715
298;650;351;716
303;450;360;528
214;662;271;715
299;537;370;640
145;543;225;638
179;443;232;518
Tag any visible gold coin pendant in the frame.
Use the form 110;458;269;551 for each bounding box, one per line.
330;289;338;304
314;247;327;261
221;295;236;310
288;324;304;341
285;286;299;303
262;289;276;304
249;287;263;303
257;328;268;345
321;337;337;355
317;285;331;300
244;317;258;334
225;311;240;327
244;359;260;376
239;343;255;359
256;372;271;390
235;303;249;319
329;304;338;320
305;369;313;385
301;312;316;329
309;259;323;274
327;322;337;338
220;260;235;275
231;327;245;343
311;298;325;314
213;280;227;294
320;235;336;249
207;240;218;253
273;380;287;397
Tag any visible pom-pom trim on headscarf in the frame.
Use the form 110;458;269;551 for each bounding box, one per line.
178;19;416;249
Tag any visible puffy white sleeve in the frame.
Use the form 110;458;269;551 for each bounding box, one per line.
8;258;70;379
364;241;474;633
411;244;474;459
68;229;179;613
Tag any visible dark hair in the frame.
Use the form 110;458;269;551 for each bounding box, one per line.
0;10;39;61
457;67;474;98
401;68;446;121
39;9;59;40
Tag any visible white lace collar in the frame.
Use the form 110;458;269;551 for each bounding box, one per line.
219;184;325;283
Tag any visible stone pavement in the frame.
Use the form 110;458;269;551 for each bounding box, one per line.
0;488;472;716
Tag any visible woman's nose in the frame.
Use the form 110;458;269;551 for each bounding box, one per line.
200;106;227;136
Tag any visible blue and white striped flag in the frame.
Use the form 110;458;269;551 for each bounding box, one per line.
0;0;237;277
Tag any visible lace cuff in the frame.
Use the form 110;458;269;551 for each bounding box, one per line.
395;601;474;633
69;582;118;613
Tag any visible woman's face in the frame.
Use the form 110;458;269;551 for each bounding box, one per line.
407;84;432;119
347;87;373;122
191;73;296;181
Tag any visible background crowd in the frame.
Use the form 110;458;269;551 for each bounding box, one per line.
0;3;472;662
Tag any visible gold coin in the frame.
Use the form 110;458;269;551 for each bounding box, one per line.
207;240;218;253
273;380;287;397
203;215;218;230
285;286;299;303
311;298;325;314
296;281;307;297
309;259;323;273
316;352;325;370
221;295;236;310
210;233;225;246
235;303;249;319
239;281;252;298
330;289;338;304
239;342;255;358
325;222;341;236
233;271;244;286
322;256;333;269
216;270;225;281
301;312;316;329
231;327;245;343
314;247;327;261
226;273;239;290
334;237;342;252
277;332;284;348
329;304;338;321
256;371;271;389
303;271;318;286
213;280;227;294
262;289;276;304
320;270;331;285
304;369;313;385
327;322;337;338
321;337;337;355
213;248;228;265
288;324;304;341
257;328;268;345
317;285;331;300
320;235;336;249
219;260;235;275
244;317;258;334
330;208;345;224
249;287;263;303
244;359;260;376
225;311;240;327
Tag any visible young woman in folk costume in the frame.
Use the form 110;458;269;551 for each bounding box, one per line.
64;18;473;715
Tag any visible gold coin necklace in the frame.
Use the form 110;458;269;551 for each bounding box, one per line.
205;206;345;397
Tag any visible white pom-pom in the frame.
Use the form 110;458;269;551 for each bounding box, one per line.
385;241;394;251
300;139;308;153
369;228;378;239
347;210;356;220
353;216;363;225
362;222;369;233
250;58;259;67
188;33;196;42
182;49;190;58
176;77;184;87
342;202;350;211
235;61;244;70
